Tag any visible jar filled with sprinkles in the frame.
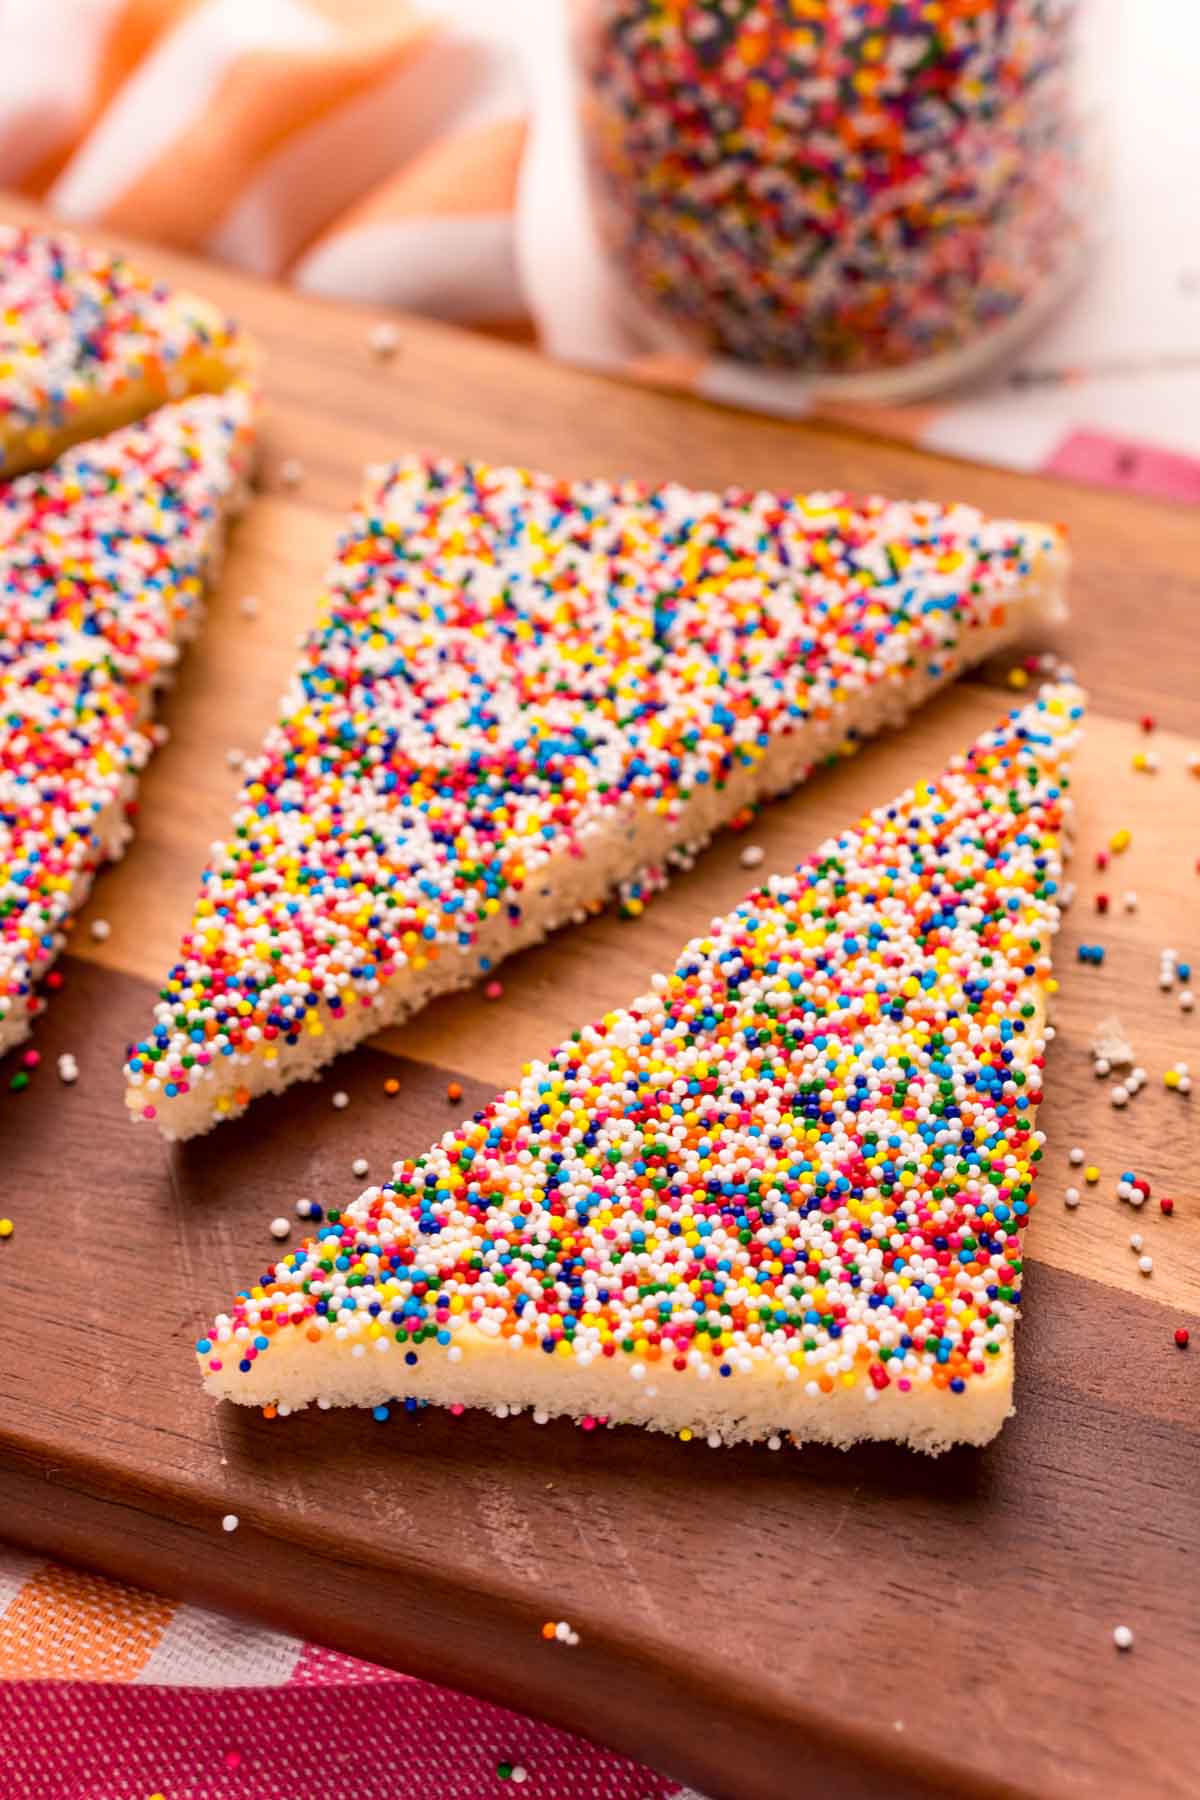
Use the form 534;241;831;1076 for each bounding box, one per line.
576;0;1089;395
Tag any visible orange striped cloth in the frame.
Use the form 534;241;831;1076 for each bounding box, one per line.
1;0;533;330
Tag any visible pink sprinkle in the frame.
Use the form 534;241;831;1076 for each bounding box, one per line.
143;1105;157;1120
225;1752;242;1771
21;1049;39;1069
484;979;504;1001
580;1416;597;1431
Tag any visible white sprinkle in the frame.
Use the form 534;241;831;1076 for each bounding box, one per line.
740;843;765;869
278;456;305;488
533;1408;549;1425
57;1053;78;1084
221;1514;239;1533
352;1156;369;1177
1069;1147;1084;1165
1160;971;1175;991
1110;1085;1128;1107
1123;891;1138;912
1064;1187;1080;1208
766;1433;782;1450
1129;1233;1143;1251
1181;989;1195;1012
1138;1255;1153;1275
296;1198;315;1218
511;1768;528;1785
269;1217;290;1240
226;747;244;768
1179;1076;1193;1095
332;1090;349;1110
1113;1625;1134;1651
239;593;259;619
89;918;111;942
369;320;401;357
554;1620;571;1642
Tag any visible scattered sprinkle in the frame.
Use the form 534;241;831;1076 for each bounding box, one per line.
269;1217;290;1240
1064;1187;1080;1208
447;1081;463;1103
484;980;504;1001
739;843;765;870
90;918;111;942
1085;1165;1101;1184
1160;1197;1175;1216
0;1219;13;1238
57;1052;78;1084
332;1090;349;1110
352;1156;369;1177
384;1077;400;1096
1175;1327;1190;1349
1138;1255;1153;1276
1068;1147;1084;1165
1113;1625;1133;1652
368;320;401;358
221;1514;239;1533
239;594;259;619
1109;829;1131;854
278;456;305;488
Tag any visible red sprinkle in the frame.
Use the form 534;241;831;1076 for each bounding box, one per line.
1175;1327;1189;1349
1160;1197;1175;1216
1095;850;1109;870
1095;893;1108;913
1140;715;1155;732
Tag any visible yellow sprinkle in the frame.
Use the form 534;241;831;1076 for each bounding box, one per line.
1084;1166;1100;1185
1164;1069;1180;1089
1109;828;1131;853
1007;667;1029;689
0;1219;12;1238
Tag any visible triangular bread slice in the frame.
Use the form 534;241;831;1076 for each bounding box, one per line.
126;457;1067;1137
199;686;1082;1454
0;384;257;1056
0;225;251;477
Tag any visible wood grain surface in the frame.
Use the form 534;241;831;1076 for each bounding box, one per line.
2;198;1198;1800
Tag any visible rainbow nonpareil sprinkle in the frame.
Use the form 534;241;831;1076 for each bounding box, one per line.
0;226;247;475
580;0;1083;375
0;386;256;1055
198;687;1083;1454
124;456;1065;1136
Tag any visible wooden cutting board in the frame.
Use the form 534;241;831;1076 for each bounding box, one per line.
2;199;1198;1800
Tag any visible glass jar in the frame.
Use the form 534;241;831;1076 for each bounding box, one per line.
575;0;1089;399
